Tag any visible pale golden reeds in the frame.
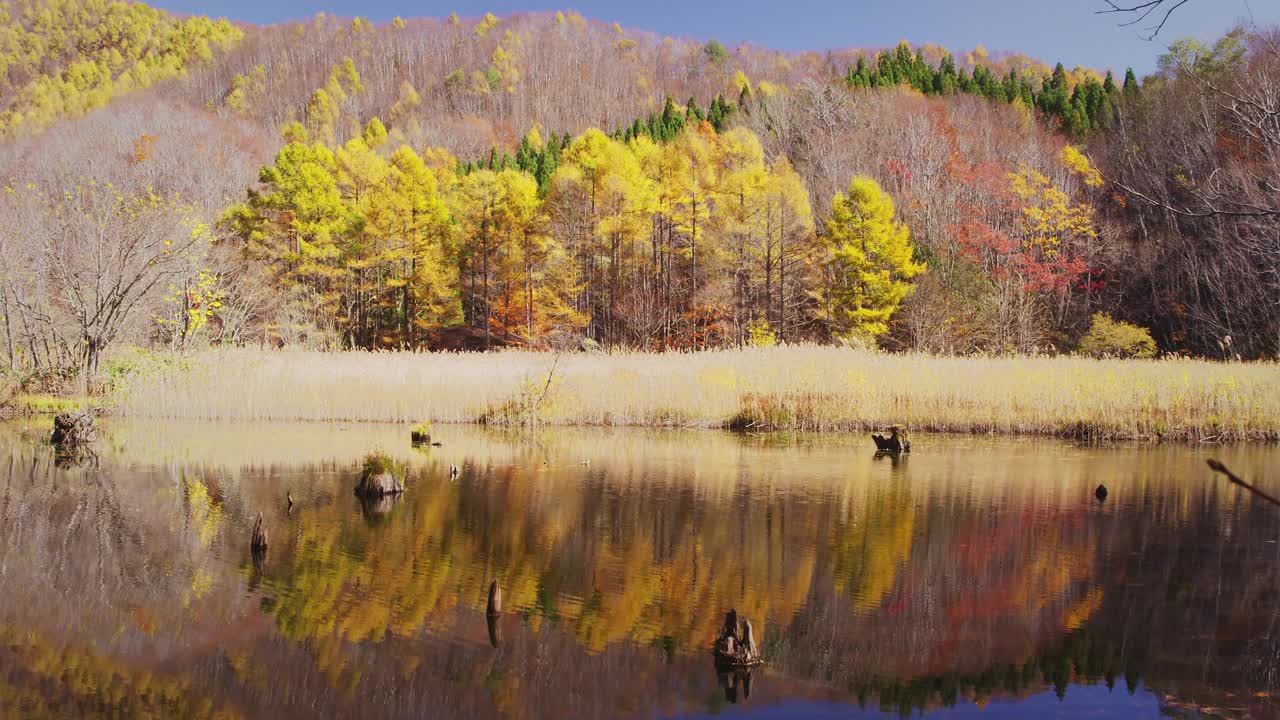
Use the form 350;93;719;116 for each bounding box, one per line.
112;346;1280;441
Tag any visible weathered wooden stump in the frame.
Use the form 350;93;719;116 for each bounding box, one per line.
250;512;268;553
50;411;95;446
713;609;763;668
355;453;405;498
742;619;758;659
871;425;911;454
487;578;502;616
356;471;403;496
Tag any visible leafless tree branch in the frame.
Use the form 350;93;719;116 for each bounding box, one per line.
1097;0;1193;40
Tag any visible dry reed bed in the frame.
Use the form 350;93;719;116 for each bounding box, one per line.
114;347;1280;441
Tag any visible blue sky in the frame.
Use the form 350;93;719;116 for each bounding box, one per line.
154;0;1279;74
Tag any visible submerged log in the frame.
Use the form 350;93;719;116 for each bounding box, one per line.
50;411;95;446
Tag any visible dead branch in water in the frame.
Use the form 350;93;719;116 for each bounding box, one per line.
1207;460;1280;508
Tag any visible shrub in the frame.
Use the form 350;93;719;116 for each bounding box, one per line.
703;40;729;64
361;452;403;479
1077;313;1157;359
746;319;777;348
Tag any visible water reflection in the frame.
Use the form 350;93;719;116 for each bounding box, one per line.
0;420;1276;719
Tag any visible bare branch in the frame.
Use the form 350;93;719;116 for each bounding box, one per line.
1097;0;1193;40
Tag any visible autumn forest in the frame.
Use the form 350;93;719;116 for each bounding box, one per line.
0;0;1277;396
3;4;1280;718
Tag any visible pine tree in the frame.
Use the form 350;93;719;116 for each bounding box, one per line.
1123;68;1140;97
825;177;925;340
1102;70;1117;96
685;96;704;123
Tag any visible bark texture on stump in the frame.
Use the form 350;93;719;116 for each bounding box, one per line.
250;512;268;552
50;411;95;446
355;470;404;497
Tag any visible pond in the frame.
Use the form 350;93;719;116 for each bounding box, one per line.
0;420;1277;719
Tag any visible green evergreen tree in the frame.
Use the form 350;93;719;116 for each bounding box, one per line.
685;96;704;123
1123;68;1140;96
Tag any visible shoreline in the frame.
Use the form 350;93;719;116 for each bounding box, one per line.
80;413;1280;444
93;346;1280;444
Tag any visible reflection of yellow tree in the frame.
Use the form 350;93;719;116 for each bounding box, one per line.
0;626;241;719
831;486;916;612
183;476;225;548
262;463;822;666
1011;524;1097;619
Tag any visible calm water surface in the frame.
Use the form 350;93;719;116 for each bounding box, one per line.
0;421;1277;719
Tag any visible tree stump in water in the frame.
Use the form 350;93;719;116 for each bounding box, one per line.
741;619;758;659
354;454;405;498
410;424;432;446
871;425;911;454
487;578;502;616
714;609;763;667
250;512;268;553
50;412;95;446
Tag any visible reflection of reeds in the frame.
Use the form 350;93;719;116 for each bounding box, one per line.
112;347;1279;441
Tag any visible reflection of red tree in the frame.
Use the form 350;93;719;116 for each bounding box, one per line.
919;507;1098;674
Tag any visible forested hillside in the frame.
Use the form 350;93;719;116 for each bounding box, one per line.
0;0;1275;391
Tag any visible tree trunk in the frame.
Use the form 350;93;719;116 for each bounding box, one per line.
81;336;96;397
1;287;14;369
779;203;787;341
483;225;491;352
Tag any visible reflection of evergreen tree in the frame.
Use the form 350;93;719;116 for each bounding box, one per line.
851;631;1144;714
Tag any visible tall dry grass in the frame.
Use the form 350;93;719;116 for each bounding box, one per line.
113;346;1280;440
